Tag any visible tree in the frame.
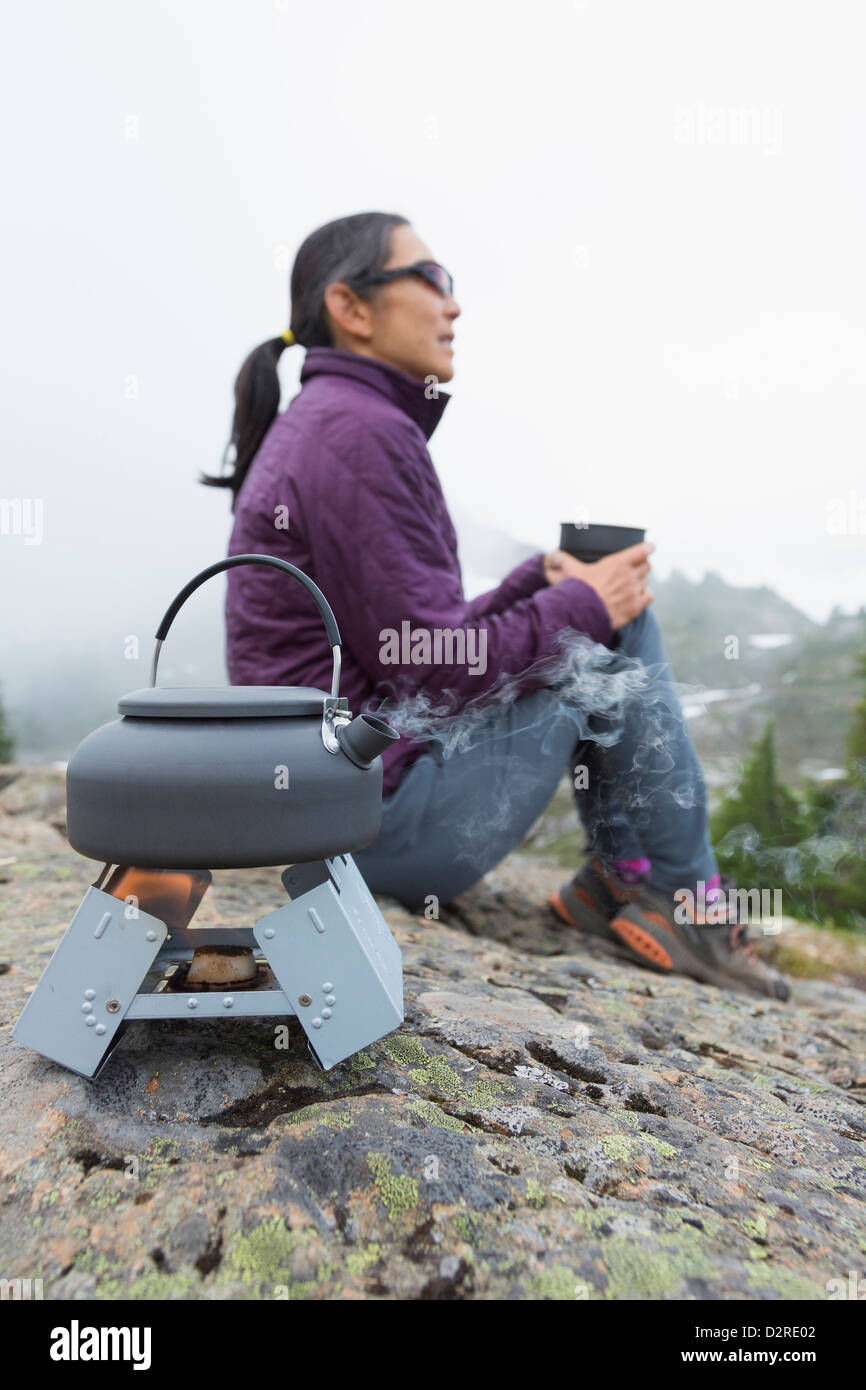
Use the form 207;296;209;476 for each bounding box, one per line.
0;685;15;764
845;652;866;786
712;700;866;928
712;721;803;854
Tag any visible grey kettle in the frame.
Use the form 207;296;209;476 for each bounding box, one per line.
65;554;399;869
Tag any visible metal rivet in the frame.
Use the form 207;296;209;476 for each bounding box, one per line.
85;1015;96;1027
322;981;333;992
223;997;234;1009
187;998;198;1009
321;1008;332;1020
106;999;120;1014
81;1002;92;1013
311;1017;323;1029
264;928;275;939
297;994;312;1008
145;930;157;942
325;995;336;1006
95;1024;106;1035
84;989;96;1000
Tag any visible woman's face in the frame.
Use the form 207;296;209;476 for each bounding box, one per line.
364;224;461;384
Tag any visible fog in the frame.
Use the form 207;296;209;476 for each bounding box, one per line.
2;0;864;753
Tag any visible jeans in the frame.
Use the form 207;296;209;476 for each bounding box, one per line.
353;607;717;913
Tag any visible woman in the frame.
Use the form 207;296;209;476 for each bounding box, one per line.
203;211;787;1001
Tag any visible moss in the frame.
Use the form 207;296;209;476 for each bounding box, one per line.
525;1179;546;1209
772;947;835;981
366;1152;419;1219
350;1050;375;1071
602;1228;713;1300
752;1158;773;1172
146;1137;180;1157
531;1265;585;1300
744;1215;768;1241
383;1034;430;1068
601;1132;675;1165
346;1243;382;1279
285;1103;353;1130
223;1217;297;1287
451;1211;480;1244
608;1107;642;1130
406;1098;466;1133
88;1185;122;1210
94;1269;201;1301
281;1263;332;1300
572;1207;611;1235
601;999;639;1021
10;862;41;879
641;1135;677;1159
410;1054;464;1101
746;1264;825;1301
74;1249;115;1279
469;1077;504;1109
601;1135;635;1164
319;1110;354;1130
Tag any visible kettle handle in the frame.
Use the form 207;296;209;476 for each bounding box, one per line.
149;553;344;700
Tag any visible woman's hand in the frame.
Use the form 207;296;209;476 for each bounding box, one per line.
543;543;655;630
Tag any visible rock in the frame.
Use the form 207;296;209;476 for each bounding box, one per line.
0;767;864;1300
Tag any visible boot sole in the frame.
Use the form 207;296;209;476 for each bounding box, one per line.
549;889;637;962
609;909;789;1000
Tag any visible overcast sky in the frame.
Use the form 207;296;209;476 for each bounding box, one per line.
2;0;864;695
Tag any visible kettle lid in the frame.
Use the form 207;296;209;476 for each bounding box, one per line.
118;686;330;719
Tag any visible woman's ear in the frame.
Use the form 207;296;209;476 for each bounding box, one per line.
324;282;374;344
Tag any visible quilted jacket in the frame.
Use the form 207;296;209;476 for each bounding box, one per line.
225;348;613;795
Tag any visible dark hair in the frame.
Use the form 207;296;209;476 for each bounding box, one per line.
201;211;409;507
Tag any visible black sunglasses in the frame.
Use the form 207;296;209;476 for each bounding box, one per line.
352;260;454;298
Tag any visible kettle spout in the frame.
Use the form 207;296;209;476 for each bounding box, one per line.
336;713;399;768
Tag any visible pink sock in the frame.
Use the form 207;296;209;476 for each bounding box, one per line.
704;872;723;905
613;857;652;885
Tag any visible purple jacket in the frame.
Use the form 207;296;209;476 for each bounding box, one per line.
225;349;613;795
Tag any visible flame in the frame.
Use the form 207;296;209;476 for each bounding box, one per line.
100;866;211;930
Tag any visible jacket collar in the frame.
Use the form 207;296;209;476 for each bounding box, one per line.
300;347;450;441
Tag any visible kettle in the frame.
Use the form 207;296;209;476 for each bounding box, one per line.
66;555;399;870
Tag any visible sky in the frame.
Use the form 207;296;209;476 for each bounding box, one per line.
2;0;864;707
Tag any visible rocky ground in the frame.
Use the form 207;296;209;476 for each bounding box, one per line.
1;767;865;1301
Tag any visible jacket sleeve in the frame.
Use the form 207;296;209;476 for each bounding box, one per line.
310;424;613;706
465;553;550;619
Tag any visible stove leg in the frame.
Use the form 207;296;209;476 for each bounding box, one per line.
11;886;168;1078
254;854;404;1070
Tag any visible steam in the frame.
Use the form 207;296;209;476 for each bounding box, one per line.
366;629;708;864
715;777;866;915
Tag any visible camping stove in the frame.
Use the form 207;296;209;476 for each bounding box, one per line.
12;555;404;1079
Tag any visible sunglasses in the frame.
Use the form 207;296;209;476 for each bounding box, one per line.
352;260;455;298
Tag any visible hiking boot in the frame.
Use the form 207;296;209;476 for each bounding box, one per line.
549;857;647;957
609;884;790;1001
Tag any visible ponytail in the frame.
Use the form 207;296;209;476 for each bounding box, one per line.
202;211;408;509
199;334;292;510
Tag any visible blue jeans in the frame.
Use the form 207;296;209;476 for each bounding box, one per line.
353;608;717;913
